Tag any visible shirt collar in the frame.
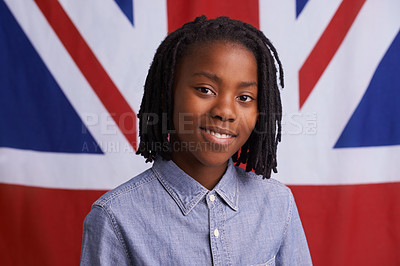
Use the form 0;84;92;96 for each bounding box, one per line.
152;158;239;216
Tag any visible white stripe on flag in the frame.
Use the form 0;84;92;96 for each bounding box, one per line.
58;0;168;112
0;147;150;189
3;0;151;189
261;0;400;185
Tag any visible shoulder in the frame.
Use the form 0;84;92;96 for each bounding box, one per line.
234;166;297;233
234;165;294;209
93;167;157;208
235;166;292;194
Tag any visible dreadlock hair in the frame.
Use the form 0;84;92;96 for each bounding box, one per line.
136;15;284;179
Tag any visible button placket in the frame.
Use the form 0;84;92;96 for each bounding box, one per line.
209;191;221;265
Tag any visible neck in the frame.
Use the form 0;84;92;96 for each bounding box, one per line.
171;152;228;190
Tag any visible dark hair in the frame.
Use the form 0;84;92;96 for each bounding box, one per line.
136;15;283;179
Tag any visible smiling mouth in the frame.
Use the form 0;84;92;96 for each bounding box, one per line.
200;127;237;145
204;129;233;139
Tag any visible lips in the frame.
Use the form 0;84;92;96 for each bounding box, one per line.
204;129;232;139
200;126;237;145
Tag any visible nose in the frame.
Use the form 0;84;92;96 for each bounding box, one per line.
210;95;236;122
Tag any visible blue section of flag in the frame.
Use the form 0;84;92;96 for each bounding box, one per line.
296;0;309;18
114;0;134;26
335;30;400;148
0;2;103;154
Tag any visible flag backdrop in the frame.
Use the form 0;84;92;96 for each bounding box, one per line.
1;0;399;265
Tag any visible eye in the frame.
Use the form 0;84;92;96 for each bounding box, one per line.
237;95;254;102
196;87;215;95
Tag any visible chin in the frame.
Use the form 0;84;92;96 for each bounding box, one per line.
193;150;234;168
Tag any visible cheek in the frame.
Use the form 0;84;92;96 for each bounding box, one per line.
240;107;258;135
173;101;202;134
173;94;204;121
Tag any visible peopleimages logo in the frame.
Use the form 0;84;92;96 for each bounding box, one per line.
81;112;318;136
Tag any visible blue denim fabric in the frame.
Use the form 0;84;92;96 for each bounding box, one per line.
81;158;312;265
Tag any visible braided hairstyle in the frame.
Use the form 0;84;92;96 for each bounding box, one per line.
137;15;284;179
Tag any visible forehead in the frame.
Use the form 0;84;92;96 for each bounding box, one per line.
176;41;258;80
182;40;255;62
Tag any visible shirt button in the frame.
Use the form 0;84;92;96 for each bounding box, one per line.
214;228;219;238
209;194;215;202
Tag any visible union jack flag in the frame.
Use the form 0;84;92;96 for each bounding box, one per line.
1;0;399;265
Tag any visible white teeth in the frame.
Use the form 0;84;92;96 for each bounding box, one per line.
205;129;232;139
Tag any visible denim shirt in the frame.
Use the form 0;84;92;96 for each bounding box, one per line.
81;158;312;265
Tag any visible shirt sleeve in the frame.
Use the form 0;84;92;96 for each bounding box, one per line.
80;205;131;265
275;192;313;265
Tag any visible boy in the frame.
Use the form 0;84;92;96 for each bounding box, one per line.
81;16;312;265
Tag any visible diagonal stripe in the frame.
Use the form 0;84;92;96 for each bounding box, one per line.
334;30;400;148
34;0;137;150
0;1;102;154
298;0;366;109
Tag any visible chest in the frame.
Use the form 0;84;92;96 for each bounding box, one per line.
117;195;285;265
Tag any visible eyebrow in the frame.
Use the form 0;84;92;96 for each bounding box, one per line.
192;71;257;88
238;81;258;88
192;72;221;83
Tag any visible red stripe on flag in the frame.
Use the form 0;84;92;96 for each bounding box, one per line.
290;182;400;265
0;183;106;266
34;0;137;150
298;0;366;108
167;0;259;33
2;183;398;265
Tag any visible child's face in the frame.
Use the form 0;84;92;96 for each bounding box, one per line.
172;41;258;168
